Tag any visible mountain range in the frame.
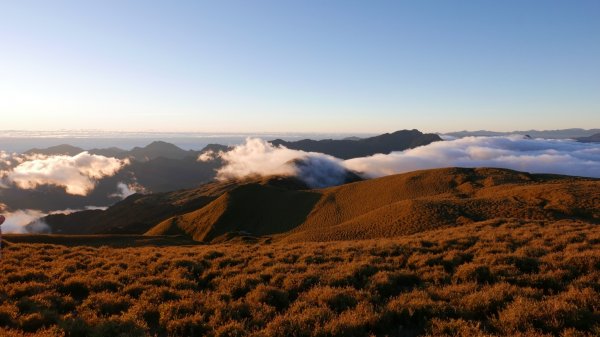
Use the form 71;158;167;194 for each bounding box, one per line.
41;167;599;242
25;141;230;161
2;130;441;212
577;133;600;143
1;142;225;212
271;129;441;159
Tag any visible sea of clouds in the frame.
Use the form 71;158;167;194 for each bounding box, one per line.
216;138;349;188
0;204;108;234
0;152;130;196
1;135;599;233
0;151;134;233
213;135;600;185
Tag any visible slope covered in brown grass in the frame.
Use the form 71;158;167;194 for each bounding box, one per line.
147;167;600;242
2;219;600;336
42;180;240;234
146;182;321;242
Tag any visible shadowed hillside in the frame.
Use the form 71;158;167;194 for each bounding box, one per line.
146;168;600;242
24;144;86;156
146;180;322;242
40;180;240;234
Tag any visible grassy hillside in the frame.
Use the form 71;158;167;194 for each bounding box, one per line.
284;168;599;241
2;219;600;336
2;234;200;247
43;180;240;234
147;168;600;243
146;182;321;242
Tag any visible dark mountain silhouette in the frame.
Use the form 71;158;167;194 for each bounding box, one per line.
24;144;85;156
88;147;127;157
24;144;128;158
125;156;219;192
270;129;442;159
200;144;231;153
577;133;600;143
24;140;217;161
127;141;198;161
446;128;600;139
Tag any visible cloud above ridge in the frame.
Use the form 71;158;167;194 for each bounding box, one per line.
216;138;348;187
344;135;600;178
216;136;600;187
1;152;129;196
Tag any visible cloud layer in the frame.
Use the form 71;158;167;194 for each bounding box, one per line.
216;136;600;187
1;152;129;196
0;204;110;234
0;208;48;234
345;135;600;178
216;138;349;188
110;182;146;199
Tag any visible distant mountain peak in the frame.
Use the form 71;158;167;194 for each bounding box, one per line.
137;141;183;151
271;129;441;159
577;133;600;143
25;144;85;156
128;141;195;161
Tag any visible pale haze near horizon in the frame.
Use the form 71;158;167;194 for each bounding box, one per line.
1;1;599;133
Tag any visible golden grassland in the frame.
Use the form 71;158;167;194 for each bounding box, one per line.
147;168;600;243
2;219;600;336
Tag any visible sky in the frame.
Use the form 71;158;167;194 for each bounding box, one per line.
0;1;599;133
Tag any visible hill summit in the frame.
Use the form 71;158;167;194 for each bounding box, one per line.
145;167;599;242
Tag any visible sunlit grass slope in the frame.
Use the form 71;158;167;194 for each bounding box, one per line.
147;168;599;242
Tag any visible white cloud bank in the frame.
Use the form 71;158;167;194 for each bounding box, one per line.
0;209;48;234
215;136;600;186
198;150;217;162
1;152;129;196
110;182;146;199
0;205;111;234
216;138;348;187
344;135;600;178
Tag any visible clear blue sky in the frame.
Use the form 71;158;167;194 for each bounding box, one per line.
1;1;598;133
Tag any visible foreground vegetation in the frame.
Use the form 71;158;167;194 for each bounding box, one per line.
1;219;600;336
